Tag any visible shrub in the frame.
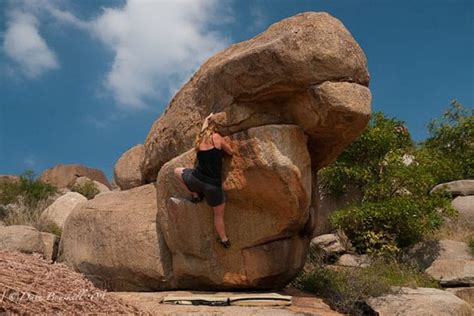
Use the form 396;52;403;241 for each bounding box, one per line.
292;256;438;315
2;197;54;228
70;180;99;200
319;112;413;197
423;100;473;179
320;108;464;254
0;170;57;208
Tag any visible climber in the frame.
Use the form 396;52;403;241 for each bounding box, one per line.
174;113;234;248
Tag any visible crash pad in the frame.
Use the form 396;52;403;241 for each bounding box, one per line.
162;292;292;306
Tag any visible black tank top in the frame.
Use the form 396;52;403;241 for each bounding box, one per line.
192;135;224;186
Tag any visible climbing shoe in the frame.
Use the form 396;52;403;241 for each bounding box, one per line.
190;192;204;203
217;238;231;249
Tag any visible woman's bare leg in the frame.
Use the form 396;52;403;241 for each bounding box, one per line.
213;202;228;241
174;167;199;198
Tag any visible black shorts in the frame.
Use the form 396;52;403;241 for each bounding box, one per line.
181;168;225;207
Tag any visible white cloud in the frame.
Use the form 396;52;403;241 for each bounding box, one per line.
87;0;231;109
250;5;267;31
2;10;59;79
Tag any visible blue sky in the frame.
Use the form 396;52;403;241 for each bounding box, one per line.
1;0;473;180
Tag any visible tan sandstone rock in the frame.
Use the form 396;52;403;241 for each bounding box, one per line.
431;180;474;196
39;164;111;189
452;196;474;226
71;176;111;194
141;12;371;183
367;287;473;316
0;175;20;184
406;239;474;286
0;225;45;254
446;287;474;307
58;184;173;291
40;192;87;229
113;144;145;190
40;232;59;262
156;125;312;289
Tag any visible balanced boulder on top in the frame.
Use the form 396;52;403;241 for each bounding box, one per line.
141;11;371;183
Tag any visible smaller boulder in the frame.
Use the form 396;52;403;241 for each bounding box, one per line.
431;180;474;196
366;287;473;316
70;176;110;194
336;254;371;268
310;232;350;262
40;192;87;229
0;225;45;254
452;196;474;226
405;239;474;286
113;144;145;190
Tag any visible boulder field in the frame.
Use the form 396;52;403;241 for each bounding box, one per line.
59;12;372;291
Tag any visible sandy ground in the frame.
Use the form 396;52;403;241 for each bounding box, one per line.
110;288;341;315
0;250;340;315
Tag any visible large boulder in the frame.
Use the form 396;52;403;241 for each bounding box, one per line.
366;287;473;316
39;164;111;189
141;12;371;183
40;192;87;229
156;125;312;289
58;184;173;291
113;144;145;190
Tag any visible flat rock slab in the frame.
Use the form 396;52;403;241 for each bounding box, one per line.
110;288;341;315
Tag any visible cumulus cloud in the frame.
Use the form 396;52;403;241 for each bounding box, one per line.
2;10;59;79
87;0;230;109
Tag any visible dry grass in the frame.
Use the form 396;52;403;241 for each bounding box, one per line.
427;217;474;244
2;196;62;236
0;250;141;314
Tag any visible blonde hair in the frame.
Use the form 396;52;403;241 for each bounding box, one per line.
194;116;218;151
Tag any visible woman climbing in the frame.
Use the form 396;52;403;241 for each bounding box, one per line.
174;113;234;248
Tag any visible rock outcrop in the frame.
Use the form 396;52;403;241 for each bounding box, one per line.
0;225;57;260
39;164;111;189
405;239;474;286
141;12;371;183
156;125;312;289
58;184;173;291
113;144;145;190
59;12;371;291
366;287;473;316
40;192;87;229
452;196;474;227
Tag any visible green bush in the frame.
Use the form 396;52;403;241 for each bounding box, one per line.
0;170;57;212
330;194;455;254
423;100;473;179
70;180;99;200
320;112;413;197
292;256;438;315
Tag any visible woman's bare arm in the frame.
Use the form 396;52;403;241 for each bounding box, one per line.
214;133;234;156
